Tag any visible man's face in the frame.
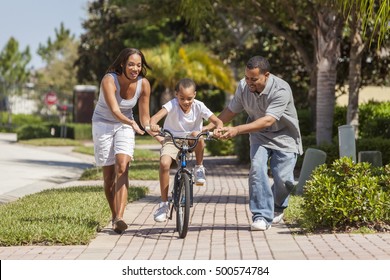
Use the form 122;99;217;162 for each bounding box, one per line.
244;67;269;94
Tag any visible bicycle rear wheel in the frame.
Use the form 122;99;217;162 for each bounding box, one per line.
176;172;190;238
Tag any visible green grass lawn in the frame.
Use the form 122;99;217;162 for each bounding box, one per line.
135;134;159;145
18;135;158;147
20;137;161;181
78;147;160;180
0;186;148;246
19;138;83;146
0;136;159;246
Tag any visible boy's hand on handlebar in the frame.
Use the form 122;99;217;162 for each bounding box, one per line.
145;124;160;132
149;124;161;132
145;124;164;143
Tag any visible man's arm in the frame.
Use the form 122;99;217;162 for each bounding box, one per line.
218;115;276;139
218;107;237;124
204;107;237;131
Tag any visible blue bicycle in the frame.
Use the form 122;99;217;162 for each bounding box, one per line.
155;128;214;238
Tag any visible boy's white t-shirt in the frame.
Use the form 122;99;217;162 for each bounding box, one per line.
162;98;213;137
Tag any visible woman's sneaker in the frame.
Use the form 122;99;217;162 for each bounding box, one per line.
154;201;170;222
194;165;206;185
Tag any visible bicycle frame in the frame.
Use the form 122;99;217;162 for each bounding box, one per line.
154;128;213;238
164;129;211;202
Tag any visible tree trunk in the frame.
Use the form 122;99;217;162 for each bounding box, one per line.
316;59;337;145
308;68;317;132
347;14;366;138
315;8;344;145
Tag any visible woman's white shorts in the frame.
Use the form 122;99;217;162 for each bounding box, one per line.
92;122;135;166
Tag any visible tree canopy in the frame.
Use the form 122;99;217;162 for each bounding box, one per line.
36;23;79;103
0;37;31;86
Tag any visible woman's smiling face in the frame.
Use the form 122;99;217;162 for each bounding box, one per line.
125;53;142;80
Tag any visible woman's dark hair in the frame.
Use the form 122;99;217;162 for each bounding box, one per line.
175;78;196;92
246;56;271;73
106;48;151;78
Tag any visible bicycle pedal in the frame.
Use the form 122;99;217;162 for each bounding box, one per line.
195;182;205;186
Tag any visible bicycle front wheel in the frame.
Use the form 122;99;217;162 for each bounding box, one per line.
176;172;190;238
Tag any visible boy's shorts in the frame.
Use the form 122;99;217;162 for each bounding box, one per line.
160;138;180;160
92;121;135;166
160;137;193;168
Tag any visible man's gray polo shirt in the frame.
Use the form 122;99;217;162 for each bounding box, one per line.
228;74;303;155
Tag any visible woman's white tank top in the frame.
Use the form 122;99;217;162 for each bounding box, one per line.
92;73;142;123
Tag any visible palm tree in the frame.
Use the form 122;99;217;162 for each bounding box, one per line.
337;0;390;138
143;39;235;107
338;0;389;47
177;0;389;145
314;3;345;144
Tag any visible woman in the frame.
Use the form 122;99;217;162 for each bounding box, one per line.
92;48;151;234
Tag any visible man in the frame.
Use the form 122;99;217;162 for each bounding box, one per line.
214;56;303;231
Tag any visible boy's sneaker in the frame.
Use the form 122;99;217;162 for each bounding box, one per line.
273;212;284;224
154;201;169;222
194;165;206;185
251;218;271;231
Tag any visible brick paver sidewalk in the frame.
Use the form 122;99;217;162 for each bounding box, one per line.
1;156;389;260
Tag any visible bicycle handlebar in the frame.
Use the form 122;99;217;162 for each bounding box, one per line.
145;126;214;152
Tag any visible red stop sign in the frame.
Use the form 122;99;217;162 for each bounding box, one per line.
45;91;58;106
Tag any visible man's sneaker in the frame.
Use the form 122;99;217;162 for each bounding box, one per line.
154;201;169;222
251;218;271;231
273;212;284;224
194;165;206;185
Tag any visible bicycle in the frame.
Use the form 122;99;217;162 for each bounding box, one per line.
147;127;214;238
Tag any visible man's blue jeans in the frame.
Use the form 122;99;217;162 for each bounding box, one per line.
249;144;297;223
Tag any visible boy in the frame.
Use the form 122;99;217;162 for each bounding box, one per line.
148;78;223;222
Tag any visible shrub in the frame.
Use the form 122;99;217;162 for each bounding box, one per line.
296;136;338;171
12;114;44;126
302;157;390;232
297;109;312;136
299;102;390;140
359;101;390;139
235;133;250;162
16;124;52;140
196;88;226;113
297;136;390;171
233;112;250;162
16;122;93;141
206;138;235;156
332;106;347;137
1;113;44;132
357;137;390;165
67;123;92;140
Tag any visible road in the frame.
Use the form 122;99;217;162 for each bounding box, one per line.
0;133;94;203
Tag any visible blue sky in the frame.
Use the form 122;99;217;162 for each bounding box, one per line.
0;0;89;69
